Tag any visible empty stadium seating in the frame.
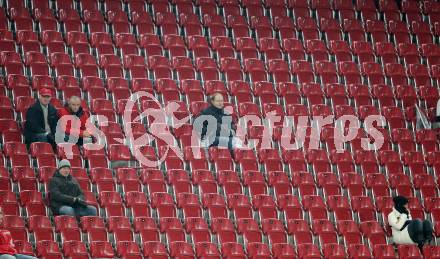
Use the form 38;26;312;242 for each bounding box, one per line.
0;0;439;258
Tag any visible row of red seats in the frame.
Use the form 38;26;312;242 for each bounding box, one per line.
3;0;440;42
8;239;437;259
3;49;436;85
1;82;438;126
2;24;439;70
2;153;439;207
2;194;440;247
2;132;439;173
2;212;440;257
2;213;394;245
2;136;439;182
0;99;436;154
2;73;438;114
3;181;440;222
1;125;439;172
5;0;440;21
4;146;440;202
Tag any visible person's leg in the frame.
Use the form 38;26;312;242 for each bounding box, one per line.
58;206;76;216
422;220;433;242
217;136;230;148
407;219;424;244
0;255;16;259
13;254;37;259
74;205;97;217
32;133;49;143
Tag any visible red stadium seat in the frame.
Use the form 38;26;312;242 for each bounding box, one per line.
247;242;271;259
28;215;53;241
211;217;236;243
322;244;347;259
19;190;46;216
185;217;211;243
347;244;373;259
337;220;362;245
221;242;246;259
107;216;133;242
54;216;81;242
202;193;228;219
89;241;115;258
237;218;262;244
36;240;62;259
80;216;107;242
133;217;160;243
227;194;253;219
195;242;221;259
116;241;142;259
373;244;397;259
143;241;168;259
261;218;287;244
360;221;387;246
177;192;202;218
151;192;176;217
2;215;27;241
169;241;195;259
287;219;312;245
297;243;321;259
63;241;89;259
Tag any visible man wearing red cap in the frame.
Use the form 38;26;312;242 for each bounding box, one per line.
23;88;59;147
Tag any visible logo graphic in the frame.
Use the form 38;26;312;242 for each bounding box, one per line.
55;91;387;165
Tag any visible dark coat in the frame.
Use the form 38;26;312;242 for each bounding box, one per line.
197;105;235;146
48;170;84;215
23;100;59;143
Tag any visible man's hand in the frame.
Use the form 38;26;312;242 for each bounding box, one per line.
83;130;91;138
76;198;88;208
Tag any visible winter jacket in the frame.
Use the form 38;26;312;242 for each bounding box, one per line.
23;100;59;144
58;105;90;138
388;207;415;244
196;105;235;146
48;170;84;215
0;229;17;255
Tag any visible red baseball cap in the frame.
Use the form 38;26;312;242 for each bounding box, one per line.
39;88;52;97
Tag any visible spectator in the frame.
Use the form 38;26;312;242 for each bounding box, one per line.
48;159;97;218
58;96;92;145
0;207;37;259
23;88;59;147
434;99;440;129
195;93;241;150
388;196;433;249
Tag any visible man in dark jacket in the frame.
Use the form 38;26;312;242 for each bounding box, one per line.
23;88;59;147
48;159;97;217
195;92;239;150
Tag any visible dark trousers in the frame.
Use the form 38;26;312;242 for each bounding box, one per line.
26;133;55;148
407;219;433;245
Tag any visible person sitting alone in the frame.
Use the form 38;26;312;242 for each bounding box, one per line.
57;96;92;146
48;159;97;218
0;207;37;259
195;92;241;150
388;196;433;249
23;88;59;147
